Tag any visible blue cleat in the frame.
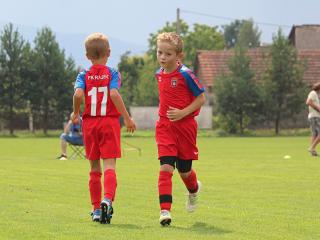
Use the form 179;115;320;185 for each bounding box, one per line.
91;209;101;222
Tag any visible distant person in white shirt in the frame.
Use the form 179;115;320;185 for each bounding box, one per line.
306;82;320;156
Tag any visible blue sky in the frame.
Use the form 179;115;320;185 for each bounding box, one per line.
0;0;319;66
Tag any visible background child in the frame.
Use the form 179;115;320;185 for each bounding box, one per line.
155;32;206;226
72;32;136;224
56;113;83;160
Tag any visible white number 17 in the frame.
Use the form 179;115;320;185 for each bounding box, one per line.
88;86;108;116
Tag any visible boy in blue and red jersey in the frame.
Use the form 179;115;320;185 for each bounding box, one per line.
155;32;206;226
72;33;136;224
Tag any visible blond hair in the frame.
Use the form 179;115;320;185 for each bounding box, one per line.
157;32;183;54
85;33;109;60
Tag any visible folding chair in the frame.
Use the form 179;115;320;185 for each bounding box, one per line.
68;143;86;159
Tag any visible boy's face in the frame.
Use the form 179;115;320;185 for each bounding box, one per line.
156;41;181;73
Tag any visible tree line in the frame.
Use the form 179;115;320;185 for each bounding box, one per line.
0;19;308;135
0;23;77;135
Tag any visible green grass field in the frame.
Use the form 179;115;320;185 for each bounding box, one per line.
0;136;319;240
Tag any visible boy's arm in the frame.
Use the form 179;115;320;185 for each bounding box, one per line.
110;89;136;133
64;120;72;133
167;93;206;121
71;88;84;122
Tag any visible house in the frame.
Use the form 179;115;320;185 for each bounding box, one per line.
194;25;320;105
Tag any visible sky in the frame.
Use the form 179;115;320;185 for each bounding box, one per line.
0;0;320;66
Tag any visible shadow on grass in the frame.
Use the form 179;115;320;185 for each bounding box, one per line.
171;221;232;235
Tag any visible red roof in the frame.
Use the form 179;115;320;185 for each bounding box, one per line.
194;48;320;87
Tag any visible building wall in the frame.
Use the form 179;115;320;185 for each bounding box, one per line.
130;106;213;129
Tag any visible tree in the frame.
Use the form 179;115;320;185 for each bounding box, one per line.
223;20;244;49
0;23;28;135
223;19;261;49
215;46;261;134
33;27;75;134
183;24;225;66
262;29;307;134
118;51;145;107
238;20;261;48
134;56;159;106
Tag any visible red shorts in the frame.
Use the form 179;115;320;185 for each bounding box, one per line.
155;117;198;160
82;117;121;160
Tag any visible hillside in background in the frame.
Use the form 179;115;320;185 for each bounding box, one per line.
0;22;147;68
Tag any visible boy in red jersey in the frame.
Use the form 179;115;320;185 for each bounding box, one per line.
71;33;136;224
155;32;206;226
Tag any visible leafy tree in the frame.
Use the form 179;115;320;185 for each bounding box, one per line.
184;24;225;66
223;20;244;49
118;51;145;107
32;27;75;134
223;19;261;49
262;29;307;134
134;56;159;106
215;46;261;134
0;23;28;135
238;20;261;48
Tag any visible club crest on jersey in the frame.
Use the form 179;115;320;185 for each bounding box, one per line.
171;79;178;87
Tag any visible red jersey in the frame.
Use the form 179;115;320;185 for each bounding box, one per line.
75;65;121;119
155;64;205;119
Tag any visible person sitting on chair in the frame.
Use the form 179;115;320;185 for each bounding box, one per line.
57;114;83;160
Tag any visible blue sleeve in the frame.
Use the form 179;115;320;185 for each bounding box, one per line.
74;71;86;90
180;69;205;97
109;68;121;90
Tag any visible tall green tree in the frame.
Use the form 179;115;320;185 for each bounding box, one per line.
215;46;261;134
0;23;28;135
33;27;75;134
238;20;261;48
134;56;159;106
184;24;225;66
118;51;145;107
262;29;306;134
223;19;261;49
223;20;244;49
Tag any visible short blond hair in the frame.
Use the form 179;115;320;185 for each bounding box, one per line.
157;32;183;54
85;33;109;60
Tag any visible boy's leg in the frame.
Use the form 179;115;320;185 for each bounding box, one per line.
177;160;198;193
158;156;175;226
100;158;116;224
89;160;102;221
177;159;200;212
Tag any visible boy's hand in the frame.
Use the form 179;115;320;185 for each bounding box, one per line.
124;117;136;133
71;112;79;123
167;106;186;121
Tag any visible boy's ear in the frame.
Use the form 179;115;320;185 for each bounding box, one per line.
106;48;111;57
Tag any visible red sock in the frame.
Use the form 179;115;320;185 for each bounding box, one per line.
181;170;198;193
158;171;173;211
89;171;102;210
104;169;117;201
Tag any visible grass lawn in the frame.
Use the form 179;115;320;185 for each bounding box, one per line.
0;136;319;240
